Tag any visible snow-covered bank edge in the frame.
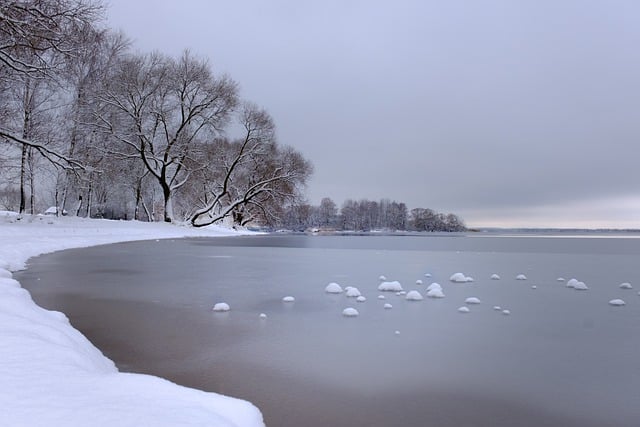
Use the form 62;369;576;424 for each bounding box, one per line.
0;215;264;427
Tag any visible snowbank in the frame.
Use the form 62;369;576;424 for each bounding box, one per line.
0;215;264;427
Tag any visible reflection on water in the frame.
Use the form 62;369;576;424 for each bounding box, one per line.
17;235;640;427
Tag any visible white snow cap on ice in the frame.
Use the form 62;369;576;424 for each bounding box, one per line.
502;309;511;315
573;281;588;290
377;295;386;300
396;291;407;296
465;297;481;304
427;282;442;292
325;282;343;293
516;274;527;280
378;275;387;281
259;313;267;319
378;281;403;292
457;306;470;313
490;274;500;280
405;290;424;301
345;287;362;297
427;288;445;298
619;282;633;289
416;279;423;285
212;302;230;312
566;278;579;288
450;273;473;283
609;299;625;306
383;303;393;309
531;285;537;289
493;306;502;311
356;296;367;302
557;277;565;282
282;296;295;302
342;307;359;317
424;273;432;278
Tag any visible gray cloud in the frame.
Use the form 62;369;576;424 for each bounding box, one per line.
107;0;640;227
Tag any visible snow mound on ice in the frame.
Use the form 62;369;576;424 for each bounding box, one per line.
557;277;565;282
282;296;295;302
415;279;423;285
396;291;406;296
427;288;445;298
609;299;625;306
345;287;362;297
377;295;386;300
212;303;230;312
457;306;470;313
383;303;393;309
502;309;511;315
378;275;387;281
378;281;403;292
619;282;633;289
325;282;343;293
573;281;588;290
566;278;579;288
493;306;502;311
516;274;527;280
490;274;500;280
450;273;473;283
356;296;367;302
405;290;424;301
342;307;359;317
464;297;481;304
259;313;267;319
427;282;442;292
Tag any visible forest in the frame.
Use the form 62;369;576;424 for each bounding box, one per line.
1;0;464;232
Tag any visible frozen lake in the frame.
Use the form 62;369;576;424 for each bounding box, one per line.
17;234;640;427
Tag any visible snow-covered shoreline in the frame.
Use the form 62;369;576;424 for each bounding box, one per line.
0;214;265;427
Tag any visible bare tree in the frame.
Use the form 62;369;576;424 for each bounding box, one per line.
96;50;238;222
189;103;312;227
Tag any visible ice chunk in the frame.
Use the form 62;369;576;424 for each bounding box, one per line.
573;281;588;290
424;273;432;278
502;309;511;315
490;274;500;280
396;291;407;296
619;282;633;290
212;302;230;312
427;288;445;298
457;306;470;313
416;279;423;285
395;330;401;335
566;278;579;288
516;274;527;280
557;277;565;282
609;299;625;306
342;307;359;317
377;295;386;300
427;282;442;292
378;281;403;291
493;306;502;311
383;303;393;309
531;285;537;289
345;287;362;297
325;282;343;293
405;290;424;301
282;296;295;302
378;275;387;281
356;296;366;302
450;273;473;283
259;313;267;319
465;297;481;304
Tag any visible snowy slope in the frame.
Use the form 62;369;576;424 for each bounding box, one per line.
0;214;264;427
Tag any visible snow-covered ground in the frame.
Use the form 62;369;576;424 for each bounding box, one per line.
0;214;264;427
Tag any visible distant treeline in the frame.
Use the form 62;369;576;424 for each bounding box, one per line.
277;198;466;232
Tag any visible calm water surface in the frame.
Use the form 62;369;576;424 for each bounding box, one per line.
17;234;640;427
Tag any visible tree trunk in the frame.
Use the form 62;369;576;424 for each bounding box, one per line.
162;185;173;223
19;144;28;214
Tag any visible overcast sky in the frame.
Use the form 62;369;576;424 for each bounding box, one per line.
106;0;640;228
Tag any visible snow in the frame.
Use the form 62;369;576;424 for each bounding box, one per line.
449;272;473;283
573;281;589;291
557;277;565;282
415;279;423;285
325;282;343;293
516;274;527;280
342;307;359;317
377;295;386;300
464;297;481;304
282;296;295;302
619;282;633;289
457;306;470;313
531;285;537;289
345;287;362;297
427;288;445;298
502;309;511;315
213;302;230;312
405;290;424;301
609;299;626;306
378;275;387;281
566;278;580;288
378;280;403;292
356;296;367;302
490;274;500;280
0;215;264;427
426;282;442;292
259;313;267;319
493;306;502;311
424;273;432;278
383;303;393;309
